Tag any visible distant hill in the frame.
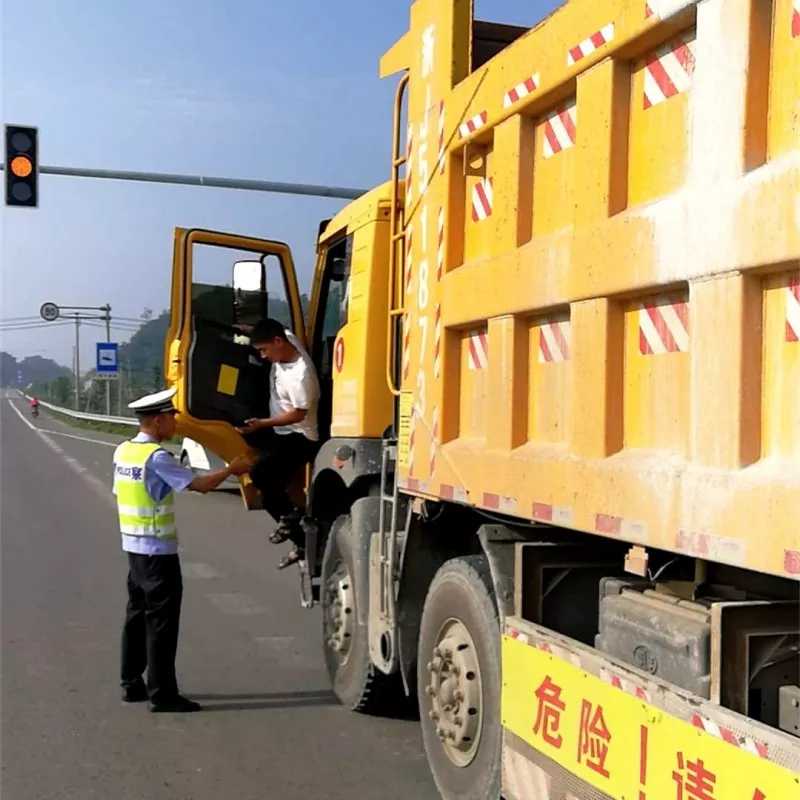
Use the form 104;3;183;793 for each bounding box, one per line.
118;311;171;388
0;351;71;388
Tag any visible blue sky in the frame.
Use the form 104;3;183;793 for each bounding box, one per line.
1;0;560;367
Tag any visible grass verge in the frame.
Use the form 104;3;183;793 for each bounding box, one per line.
41;407;179;445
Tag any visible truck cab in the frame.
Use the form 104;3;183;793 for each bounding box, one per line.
163;183;396;516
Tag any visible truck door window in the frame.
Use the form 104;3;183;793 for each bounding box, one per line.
315;235;352;375
188;243;297;424
313;235;352;442
192;246;295;334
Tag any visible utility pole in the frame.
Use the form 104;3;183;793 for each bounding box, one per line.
118;358;124;416
73;315;81;410
40;302;122;410
103;303;112;415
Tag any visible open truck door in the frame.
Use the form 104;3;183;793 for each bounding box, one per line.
164;228;306;508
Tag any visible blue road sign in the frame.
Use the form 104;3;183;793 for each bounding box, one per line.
96;342;119;376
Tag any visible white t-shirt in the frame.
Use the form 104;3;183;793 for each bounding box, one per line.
269;330;320;441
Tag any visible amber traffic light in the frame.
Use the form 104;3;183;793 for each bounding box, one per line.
4;125;38;207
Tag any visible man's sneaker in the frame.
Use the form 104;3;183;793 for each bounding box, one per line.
121;681;148;703
149;695;202;713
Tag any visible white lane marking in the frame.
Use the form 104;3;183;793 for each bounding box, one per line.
7;399;39;432
35;428;120;447
8;400;114;505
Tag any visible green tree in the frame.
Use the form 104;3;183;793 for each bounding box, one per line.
51;376;71;405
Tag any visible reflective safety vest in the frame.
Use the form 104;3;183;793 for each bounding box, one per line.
113;440;177;540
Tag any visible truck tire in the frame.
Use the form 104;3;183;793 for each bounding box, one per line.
321;511;404;714
417;555;501;800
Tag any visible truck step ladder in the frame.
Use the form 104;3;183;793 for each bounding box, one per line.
369;438;411;675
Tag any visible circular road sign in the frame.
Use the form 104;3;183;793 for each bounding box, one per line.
40;302;60;322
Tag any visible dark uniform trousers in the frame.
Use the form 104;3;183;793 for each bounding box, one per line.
121;552;183;703
245;428;319;546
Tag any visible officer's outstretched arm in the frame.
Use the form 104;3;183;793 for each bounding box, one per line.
187;456;251;494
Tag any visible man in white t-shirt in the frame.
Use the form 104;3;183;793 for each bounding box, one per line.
236;318;320;569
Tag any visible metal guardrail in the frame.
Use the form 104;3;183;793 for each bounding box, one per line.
20;392;139;426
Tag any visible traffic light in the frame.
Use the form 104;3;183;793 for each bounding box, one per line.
4;125;38;208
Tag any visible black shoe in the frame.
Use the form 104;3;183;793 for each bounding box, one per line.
121;681;148;703
149;695;202;713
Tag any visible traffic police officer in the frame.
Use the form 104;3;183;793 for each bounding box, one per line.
114;387;250;712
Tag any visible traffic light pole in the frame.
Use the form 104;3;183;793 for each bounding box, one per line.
1;163;368;200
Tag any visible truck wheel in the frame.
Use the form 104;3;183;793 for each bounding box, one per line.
321;511;403;714
417;555;501;800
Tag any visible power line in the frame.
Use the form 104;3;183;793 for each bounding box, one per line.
0;321;76;331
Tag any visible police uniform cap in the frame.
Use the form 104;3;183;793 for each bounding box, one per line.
128;387;178;416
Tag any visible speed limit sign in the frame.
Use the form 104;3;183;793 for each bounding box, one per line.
40;302;60;322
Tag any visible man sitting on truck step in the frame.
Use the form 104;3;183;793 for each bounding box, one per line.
236;318;320;569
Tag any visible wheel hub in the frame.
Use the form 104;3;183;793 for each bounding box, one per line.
324;561;354;662
425;619;483;767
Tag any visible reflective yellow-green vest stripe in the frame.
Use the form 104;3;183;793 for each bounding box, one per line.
113;440;177;540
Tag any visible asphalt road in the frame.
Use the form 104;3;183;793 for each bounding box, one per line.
0;398;438;800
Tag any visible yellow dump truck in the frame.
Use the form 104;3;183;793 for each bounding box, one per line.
165;0;800;797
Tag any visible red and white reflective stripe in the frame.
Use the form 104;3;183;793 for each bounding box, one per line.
433;304;442;378
600;667;650;701
786;276;800;343
405;224;414;295
429;406;439;476
531;502;573;526
643;32;696;109
467;329;488;371
507;627;530;643
538;318;571;363
459;111;488;138
784;549;800;575
483;493;517;514
536;639;583;668
542;102;577;159
471;178;493;222
405;125;414;204
507;629;582;669
595;513;649;543
691;714;768;758
567;23;615;66
436;207;444;280
402;314;411;380
793;1;800;38
503;746;553;800
440;484;469;503
638;296;689;355
438;100;446;173
503;73;540;108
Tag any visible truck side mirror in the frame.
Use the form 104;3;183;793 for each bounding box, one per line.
232;259;267;327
